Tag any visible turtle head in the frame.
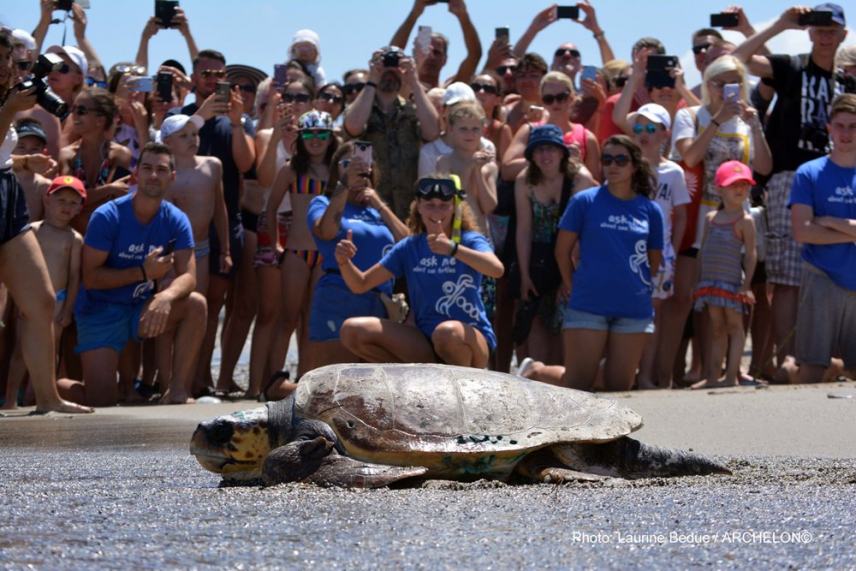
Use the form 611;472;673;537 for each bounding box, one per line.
190;406;275;480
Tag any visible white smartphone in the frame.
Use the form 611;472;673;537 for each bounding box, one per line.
723;83;740;102
416;26;432;55
126;76;153;93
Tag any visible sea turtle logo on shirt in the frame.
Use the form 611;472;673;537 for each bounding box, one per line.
435;274;480;320
628;240;651;287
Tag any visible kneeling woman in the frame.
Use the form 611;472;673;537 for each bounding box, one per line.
337;176;504;368
306;142;409;369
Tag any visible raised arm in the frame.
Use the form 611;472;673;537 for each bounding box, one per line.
227;88;255;174
576;1;615;64
344;52;382;138
613;49;647;136
32;0;53;56
501;123;531;181
390;0;428;49
402;58;440;141
134;17;160;70
732;6;806;79
446;0;483;84
172;8;200;63
513;5;557;59
71;4;105;82
334;230;397;294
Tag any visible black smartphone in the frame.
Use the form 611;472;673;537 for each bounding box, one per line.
798;10;833;26
556;6;580;20
646;55;679;71
272;64;288;90
646;55;678;90
495;27;510;43
155;0;179;28
710;12;740;27
55;0;73;10
162;239;177;256
156;71;173;103
215;81;231;103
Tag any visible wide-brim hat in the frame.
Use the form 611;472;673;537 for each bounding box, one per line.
525;124;569;161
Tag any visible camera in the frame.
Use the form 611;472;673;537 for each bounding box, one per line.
382;48;401;68
836;70;856;94
15;53;69;120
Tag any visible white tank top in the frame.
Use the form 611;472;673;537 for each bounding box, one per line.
1;126;18;168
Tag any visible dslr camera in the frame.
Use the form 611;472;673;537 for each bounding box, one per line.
381;46;403;68
15;53;69;119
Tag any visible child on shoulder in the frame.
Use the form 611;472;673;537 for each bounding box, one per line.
692;161;757;389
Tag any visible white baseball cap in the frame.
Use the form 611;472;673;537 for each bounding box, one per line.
159;114;204;142
630;103;671;130
442;82;476;107
46;45;88;78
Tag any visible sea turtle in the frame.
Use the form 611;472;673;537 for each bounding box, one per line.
190;364;730;487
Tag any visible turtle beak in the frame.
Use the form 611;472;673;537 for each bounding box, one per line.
190;409;272;479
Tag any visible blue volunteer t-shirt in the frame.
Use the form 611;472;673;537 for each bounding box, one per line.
788;156;856;291
559;185;664;319
380;231;497;349
307;195;395;294
76;193;194;312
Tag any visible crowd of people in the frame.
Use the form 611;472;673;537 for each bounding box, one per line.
0;1;854;412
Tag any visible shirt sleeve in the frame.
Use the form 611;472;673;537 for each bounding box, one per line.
463;231;493;253
379;236;407;277
767;54;795;92
670;166;691;207
558;191;588;234
670;107;695;152
306;195;330;229
647;201;665;251
788;163;814;208
83;204;118;252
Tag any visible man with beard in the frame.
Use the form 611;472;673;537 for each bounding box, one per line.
65;143;206;406
344;46;440;219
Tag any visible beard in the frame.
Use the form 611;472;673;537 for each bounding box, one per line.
379;71;401;94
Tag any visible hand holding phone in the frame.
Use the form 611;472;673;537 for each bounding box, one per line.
126;76;153;93
710;13;740;28
216;81;231;104
495;27;510;44
723;83;740;103
161;238;178;256
353;141;373;166
798;10;833;27
155;0;179;28
156;71;173;103
556;6;580;20
580;65;598;84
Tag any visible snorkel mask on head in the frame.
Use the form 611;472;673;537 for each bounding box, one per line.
415;175;466;244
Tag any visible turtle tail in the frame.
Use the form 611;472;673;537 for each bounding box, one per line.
556;437;732;479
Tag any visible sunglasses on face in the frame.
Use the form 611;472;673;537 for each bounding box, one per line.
73;105;99;117
200;69;226;78
470;83;498;95
554;48;581;59
343;82;365;95
15;60;31;71
633;123;659;134
496;65;518;75
233;83;256;94
541;92;570;105
318;92;343;103
601;153;631;167
56;63;71;74
692;43;711;55
416;178;459;201
87;78;108;88
283;92;311;103
300;130;332;141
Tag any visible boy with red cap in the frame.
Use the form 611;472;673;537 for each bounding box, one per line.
3;176;85;409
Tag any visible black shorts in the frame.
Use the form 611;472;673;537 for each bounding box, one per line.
0;169;31;245
241;209;259;233
208;220;244;277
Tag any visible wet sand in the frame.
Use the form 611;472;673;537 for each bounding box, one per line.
1;381;855;568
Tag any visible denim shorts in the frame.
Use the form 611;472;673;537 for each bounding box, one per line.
76;302;145;353
562;307;655;334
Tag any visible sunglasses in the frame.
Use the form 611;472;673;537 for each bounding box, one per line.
416;178;459;201
554;48;581;59
343;82;365;95
72;105;99;117
200;69;226;78
633;123;659;134
614;76;629;88
541;92;570;105
55;63;71;74
87;78;108;89
318;92;343;103
300;130;332;141
115;64;146;75
15;60;31;71
692;43;711;55
496;65;518;75
233;83;256;94
283;92;312;103
470;83;498;95
601;153;631;167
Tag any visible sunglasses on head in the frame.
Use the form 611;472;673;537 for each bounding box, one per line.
318;92;343;103
300;130;331;141
200;69;226;78
601;153;631;167
115;64;146;75
470;83;498;95
343;82;365;95
633;123;659;134
496;64;518;75
541;92;570;105
555;48;581;59
283;92;311;103
692;43;711;55
232;83;256;94
416;178;460;201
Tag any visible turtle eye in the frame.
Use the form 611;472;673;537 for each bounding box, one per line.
346;420;356;429
205;419;235;447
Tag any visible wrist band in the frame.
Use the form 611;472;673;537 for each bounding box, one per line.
365;81;378;89
140;265;148;282
711;119;721;127
449;242;459;257
593;31;604;39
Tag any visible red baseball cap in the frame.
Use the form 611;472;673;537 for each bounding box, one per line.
47;176;87;203
714;160;756;188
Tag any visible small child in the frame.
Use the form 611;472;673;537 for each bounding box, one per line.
2;176;84;409
692;161;757;389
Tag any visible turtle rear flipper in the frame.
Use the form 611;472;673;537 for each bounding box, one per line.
552;437;732;479
262;437;428;488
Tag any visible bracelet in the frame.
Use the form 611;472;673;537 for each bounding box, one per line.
140;265;148;282
711;119;721;127
593;31;605;39
365;81;378;90
449;242;459;257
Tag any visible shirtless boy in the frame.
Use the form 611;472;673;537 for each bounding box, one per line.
10;119;54;221
160;114;231;294
3;175;84;409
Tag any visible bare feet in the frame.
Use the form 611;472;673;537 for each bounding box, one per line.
690;377;737;390
160;390;195;405
635;378;661;390
35;398;94;414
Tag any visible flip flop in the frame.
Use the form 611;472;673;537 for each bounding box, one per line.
738;376;768;387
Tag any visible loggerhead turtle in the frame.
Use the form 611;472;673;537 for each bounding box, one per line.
190;364;730;487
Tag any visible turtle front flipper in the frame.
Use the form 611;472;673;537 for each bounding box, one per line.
263;437;429;488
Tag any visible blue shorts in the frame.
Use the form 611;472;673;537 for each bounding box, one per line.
562;307;654;334
309;277;387;342
75;302;145;353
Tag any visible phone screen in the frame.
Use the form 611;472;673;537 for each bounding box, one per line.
580;66;598;83
156;72;173;102
216;81;231;103
556;6;579;20
495;27;510;43
798;11;833;26
353;141;373;166
710;13;739;27
723;83;740;102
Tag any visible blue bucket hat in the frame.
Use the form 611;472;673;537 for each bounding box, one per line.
525;124;569;161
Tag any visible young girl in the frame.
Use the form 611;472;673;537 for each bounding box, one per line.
692;160;757;389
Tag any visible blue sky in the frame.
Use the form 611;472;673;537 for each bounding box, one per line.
2;1;854;88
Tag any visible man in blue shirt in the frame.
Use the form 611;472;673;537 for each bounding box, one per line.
789;93;856;382
67;143;207;406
